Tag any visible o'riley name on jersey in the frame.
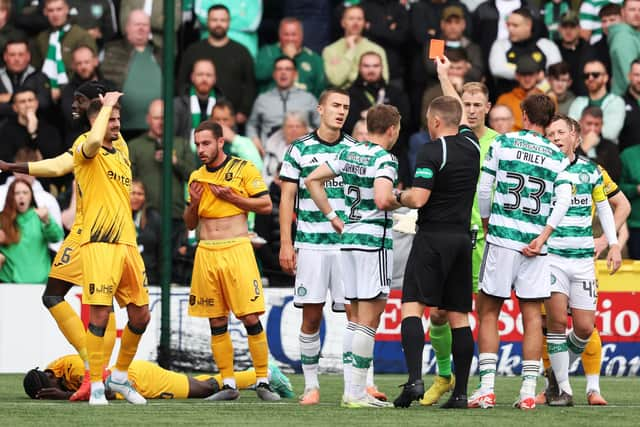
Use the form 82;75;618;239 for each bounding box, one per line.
279;131;357;249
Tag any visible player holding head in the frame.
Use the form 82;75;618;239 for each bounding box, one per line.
472;93;572;410
183;121;279;402
540;114;622;406
73;93;150;405
305;104;402;407
0;80;118;401
393;55;480;409
421;81;500;406
278;88;358;405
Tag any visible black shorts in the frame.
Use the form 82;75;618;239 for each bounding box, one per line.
402;230;473;312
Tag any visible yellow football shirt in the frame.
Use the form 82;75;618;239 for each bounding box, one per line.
46;355;85;392
187;156;268;219
73;128;136;246
592;165;620;217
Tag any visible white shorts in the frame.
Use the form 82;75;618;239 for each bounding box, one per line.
479;243;550;300
294;248;346;311
548;254;597;310
341;249;392;301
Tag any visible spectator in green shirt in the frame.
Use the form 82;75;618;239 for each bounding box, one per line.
0;177;63;283
255;17;325;98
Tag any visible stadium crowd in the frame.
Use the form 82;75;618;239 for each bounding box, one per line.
0;0;638;284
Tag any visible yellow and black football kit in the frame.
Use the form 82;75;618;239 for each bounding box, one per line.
187;157;268;318
73;118;147;308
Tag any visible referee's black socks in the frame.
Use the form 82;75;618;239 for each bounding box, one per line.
451;326;474;397
401;317;424;383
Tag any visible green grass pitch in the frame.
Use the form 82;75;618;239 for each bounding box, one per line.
1;374;639;426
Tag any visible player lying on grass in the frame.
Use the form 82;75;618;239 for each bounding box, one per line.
23;355;294;401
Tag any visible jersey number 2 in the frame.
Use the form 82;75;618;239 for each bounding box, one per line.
347;185;362;221
503;172;546;215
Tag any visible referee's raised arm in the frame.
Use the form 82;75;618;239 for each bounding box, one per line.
435;55;469;128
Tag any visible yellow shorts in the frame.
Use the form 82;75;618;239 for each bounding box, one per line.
49;232;83;286
82;242;149;308
189;237;264;319
125;361;189;399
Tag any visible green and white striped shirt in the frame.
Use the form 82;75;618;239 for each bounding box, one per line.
327;141;398;250
579;0;623;44
548;157;607;258
481;130;570;252
280;131;357;249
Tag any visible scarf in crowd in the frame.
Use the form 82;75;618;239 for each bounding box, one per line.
189;85;216;151
42;24;71;89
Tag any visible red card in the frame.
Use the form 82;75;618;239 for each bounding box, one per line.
429;39;445;60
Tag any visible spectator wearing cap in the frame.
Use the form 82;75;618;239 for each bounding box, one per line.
608;0;640;95
31;0;97;99
0;38;54;125
618;59;640;152
255;17;325;98
60;45;113;147
322;4;389;89
568;59;625;142
424;5;484;86
540;0;571;42
489;7;562;97
247;56;319;156
555;11;590;96
495;56;555;131
547;61;575;115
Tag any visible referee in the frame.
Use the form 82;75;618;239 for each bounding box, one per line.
393;56;479;409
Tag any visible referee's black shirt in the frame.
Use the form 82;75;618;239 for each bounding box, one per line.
413;125;480;232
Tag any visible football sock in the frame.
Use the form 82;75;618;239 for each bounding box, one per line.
401;316;424;383
246;321;269;380
582;329;601;376
103;311;116;367
211;325;235;387
586;374;600;394
520;360;540;398
451;326;473;396
350;324;376;399
115;322;145;373
87;323;105;382
343;322;355;396
237;370;257;389
547;332;572;395
478;353;497;391
366;362;375;388
429;322;452;378
300;331;321;390
49;301;88;362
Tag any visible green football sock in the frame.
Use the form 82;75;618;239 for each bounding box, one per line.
429;322;452;378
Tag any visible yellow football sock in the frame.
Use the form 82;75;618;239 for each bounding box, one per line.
115;323;143;372
204;370;257;390
211;332;235;380
582;329;602;375
103;312;116;367
248;330;269;379
49;301;88;362
87;328;105;382
542;333;550;370
236;371;257;389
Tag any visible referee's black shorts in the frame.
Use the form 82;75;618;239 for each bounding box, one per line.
402;228;473;313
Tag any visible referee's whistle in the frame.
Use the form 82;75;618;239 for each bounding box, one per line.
470;224;479;250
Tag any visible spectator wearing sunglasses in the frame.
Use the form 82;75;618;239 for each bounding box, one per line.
568;59;625;142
